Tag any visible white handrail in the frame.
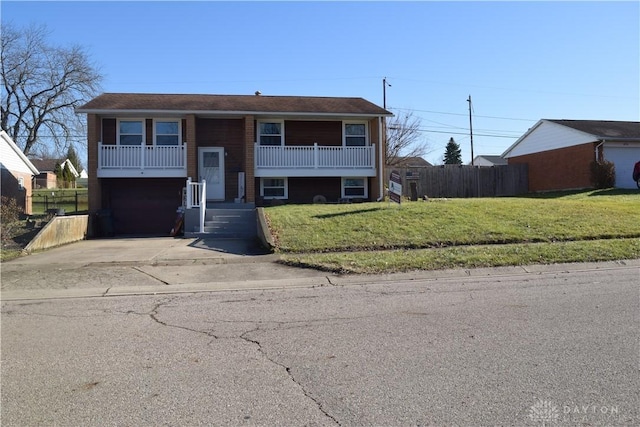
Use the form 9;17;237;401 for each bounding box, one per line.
254;143;375;169
98;143;187;169
199;180;206;233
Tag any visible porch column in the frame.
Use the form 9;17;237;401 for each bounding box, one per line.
243;115;255;203
87;114;102;212
370;117;385;201
186;114;197;179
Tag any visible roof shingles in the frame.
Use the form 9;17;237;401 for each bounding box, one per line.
77;93;392;116
548;119;640;140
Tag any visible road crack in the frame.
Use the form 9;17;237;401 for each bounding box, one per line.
240;328;340;426
132;266;171;285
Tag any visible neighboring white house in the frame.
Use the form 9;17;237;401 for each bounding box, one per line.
502;119;640;191
0;130;39;214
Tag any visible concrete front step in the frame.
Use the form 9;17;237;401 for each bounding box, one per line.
186;206;257;238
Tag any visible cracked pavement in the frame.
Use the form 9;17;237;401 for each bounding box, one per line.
2;265;639;426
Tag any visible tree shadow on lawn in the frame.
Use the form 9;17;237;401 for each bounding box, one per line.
313;207;385;219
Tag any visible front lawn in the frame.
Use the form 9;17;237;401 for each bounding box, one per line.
264;189;640;273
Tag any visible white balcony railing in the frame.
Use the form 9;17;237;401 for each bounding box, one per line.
98;142;187;178
255;143;376;173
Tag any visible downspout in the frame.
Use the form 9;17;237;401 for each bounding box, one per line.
595;140;605;162
377;115;385;201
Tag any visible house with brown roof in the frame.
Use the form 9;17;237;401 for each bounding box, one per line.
77;92;392;235
30;158;80;189
502;119;640;191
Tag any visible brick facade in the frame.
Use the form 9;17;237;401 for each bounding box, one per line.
243;115;255;203
507;142;596;192
87;114;102;212
1;169;33;214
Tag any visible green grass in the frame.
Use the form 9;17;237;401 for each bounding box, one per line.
265;189;640;273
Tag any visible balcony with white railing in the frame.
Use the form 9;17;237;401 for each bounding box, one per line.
254;143;376;177
97;143;188;178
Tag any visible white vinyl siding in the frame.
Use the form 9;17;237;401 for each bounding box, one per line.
0;131;38;174
504;120;598;158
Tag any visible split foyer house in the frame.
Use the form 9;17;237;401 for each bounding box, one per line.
77;93;392;235
503;119;640;192
0;130;39;214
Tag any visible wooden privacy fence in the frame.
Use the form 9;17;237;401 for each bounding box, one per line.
394;164;528;198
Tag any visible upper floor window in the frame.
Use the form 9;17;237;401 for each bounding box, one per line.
154;120;181;146
344;122;367;146
258;121;284;146
118;120;144;145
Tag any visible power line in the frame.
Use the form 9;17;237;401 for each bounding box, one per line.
390;106;535;122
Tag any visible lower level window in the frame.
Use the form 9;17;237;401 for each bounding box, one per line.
261;178;288;199
342;177;368;198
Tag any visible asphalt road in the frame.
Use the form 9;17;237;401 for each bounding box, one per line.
2;265;638;426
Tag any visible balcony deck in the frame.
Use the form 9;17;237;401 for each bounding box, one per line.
254;143;376;177
97;143;188;178
96;142;377;178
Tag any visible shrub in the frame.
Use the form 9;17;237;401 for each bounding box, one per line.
1;196;24;246
590;160;616;189
1;196;22;223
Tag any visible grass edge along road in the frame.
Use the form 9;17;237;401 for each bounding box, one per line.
265;189;640;274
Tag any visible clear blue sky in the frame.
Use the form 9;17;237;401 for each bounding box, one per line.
3;1;639;165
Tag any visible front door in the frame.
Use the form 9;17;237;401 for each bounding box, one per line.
199;147;225;201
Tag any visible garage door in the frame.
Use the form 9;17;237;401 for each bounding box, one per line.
604;145;640;189
103;178;184;235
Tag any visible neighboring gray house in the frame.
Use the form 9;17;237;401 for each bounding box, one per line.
470;155;507;167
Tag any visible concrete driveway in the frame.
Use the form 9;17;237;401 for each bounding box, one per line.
2;236;639;302
0;237;333;300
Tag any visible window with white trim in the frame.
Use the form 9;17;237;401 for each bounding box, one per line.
261;178;288;199
342;177;368;198
258;121;284;146
117;119;144;145
344;122;367;146
154;120;181;146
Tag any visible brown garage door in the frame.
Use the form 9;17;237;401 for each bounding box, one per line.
102;178;184;235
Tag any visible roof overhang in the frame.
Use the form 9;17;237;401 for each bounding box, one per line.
0;130;39;175
75;108;393;119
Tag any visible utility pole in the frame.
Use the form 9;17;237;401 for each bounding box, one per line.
467;95;474;166
383;77;391;109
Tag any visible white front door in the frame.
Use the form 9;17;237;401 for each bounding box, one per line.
199;147;225;200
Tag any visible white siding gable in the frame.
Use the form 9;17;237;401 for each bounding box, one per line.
504;120;599;158
0;131;39;175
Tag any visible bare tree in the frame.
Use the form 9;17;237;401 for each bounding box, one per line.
385;110;429;166
1;23;102;156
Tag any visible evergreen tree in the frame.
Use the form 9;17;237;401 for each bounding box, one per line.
443;138;462;165
54;162;63;188
62;162;75;188
66;145;83;172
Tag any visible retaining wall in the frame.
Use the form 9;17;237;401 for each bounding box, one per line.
23;215;89;253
